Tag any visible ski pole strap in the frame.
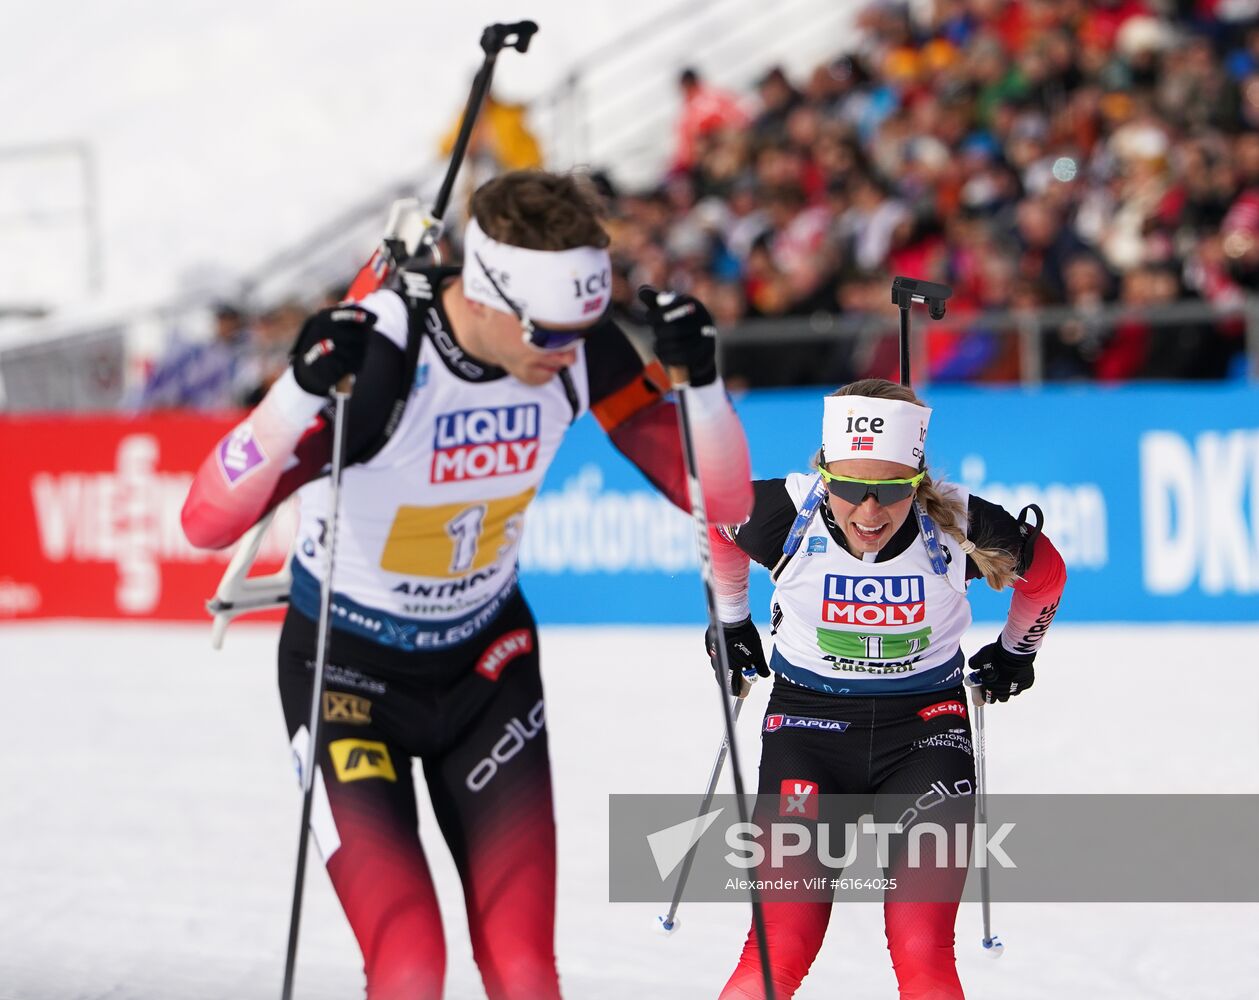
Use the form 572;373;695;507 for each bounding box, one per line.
1015;503;1044;575
913;501;951;577
782;474;828;560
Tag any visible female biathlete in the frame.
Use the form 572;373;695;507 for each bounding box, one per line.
706;378;1066;999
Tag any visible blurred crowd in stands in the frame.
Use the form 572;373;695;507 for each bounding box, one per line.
136;0;1259;407
132;298;330;410
599;0;1259;386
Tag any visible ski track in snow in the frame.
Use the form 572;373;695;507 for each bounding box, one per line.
1;621;1256;999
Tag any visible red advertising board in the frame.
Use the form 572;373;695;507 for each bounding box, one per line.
0;415;293;621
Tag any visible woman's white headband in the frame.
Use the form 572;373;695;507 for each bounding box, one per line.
822;395;931;470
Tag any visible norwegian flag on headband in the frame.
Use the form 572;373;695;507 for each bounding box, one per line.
851;436;874;451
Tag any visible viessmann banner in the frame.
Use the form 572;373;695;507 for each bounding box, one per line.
0;384;1255;623
0;415;294;621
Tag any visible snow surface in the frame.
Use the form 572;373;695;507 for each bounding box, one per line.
1;621;1256;999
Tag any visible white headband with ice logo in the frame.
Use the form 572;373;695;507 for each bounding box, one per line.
822;395;931;470
462;217;612;326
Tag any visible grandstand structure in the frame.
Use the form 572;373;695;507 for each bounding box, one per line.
3;0;1259;408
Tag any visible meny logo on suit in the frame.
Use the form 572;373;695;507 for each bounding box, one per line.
821;575;926;626
432;404;540;483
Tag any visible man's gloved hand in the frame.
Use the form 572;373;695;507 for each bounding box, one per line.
637;286;718;387
705;617;770;697
290;305;376;396
967;640;1035;704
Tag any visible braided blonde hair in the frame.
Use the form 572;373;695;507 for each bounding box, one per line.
821;379;1019;591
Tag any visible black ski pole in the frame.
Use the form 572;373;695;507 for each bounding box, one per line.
657;695;752;935
343;20;538;300
431;22;538;224
279;375;352;1000
890;275;952;387
890;275;1004;958
663;345;776;1000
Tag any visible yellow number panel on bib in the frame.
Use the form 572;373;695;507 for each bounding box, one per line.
379;488;535;578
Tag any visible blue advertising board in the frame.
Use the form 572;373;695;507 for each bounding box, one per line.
518;384;1259;624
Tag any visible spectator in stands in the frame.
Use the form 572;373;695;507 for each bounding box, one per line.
838;268;899;381
1106;262;1231;380
1043;253;1114;379
134;303;255;410
763;184;833;305
438;90;544;226
1015;196;1087;301
239;301;306;407
750;66;803;144
841;172;912;272
439;90;543;177
930;254;1021;383
673;68;750;173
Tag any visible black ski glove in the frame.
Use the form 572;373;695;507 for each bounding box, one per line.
290;305;376;396
967;640;1036;704
705;617;771;697
637;286;718;387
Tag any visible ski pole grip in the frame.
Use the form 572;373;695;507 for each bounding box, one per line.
667;365;690;387
335;374;355;395
964;670;986;706
482;21;538;54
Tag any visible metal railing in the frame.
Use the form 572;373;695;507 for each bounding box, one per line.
2;294;1254;411
711;298;1259;385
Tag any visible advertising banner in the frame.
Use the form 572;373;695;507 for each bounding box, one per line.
0;415;293;621
516;384;1259;624
0;384;1255;624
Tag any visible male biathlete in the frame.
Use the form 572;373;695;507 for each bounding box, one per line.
182;170;752;1000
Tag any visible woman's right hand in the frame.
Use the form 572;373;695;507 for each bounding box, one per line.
705;617;770;697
